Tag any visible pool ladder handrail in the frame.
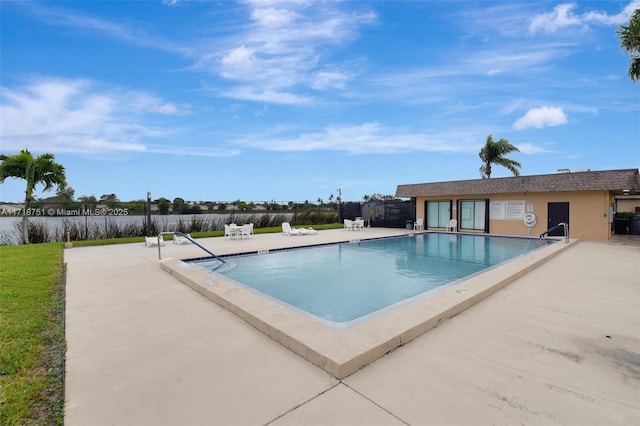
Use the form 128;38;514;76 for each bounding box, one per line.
156;231;226;263
539;223;569;243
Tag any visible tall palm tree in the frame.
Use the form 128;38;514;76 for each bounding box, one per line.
0;149;67;244
478;135;522;179
618;8;640;83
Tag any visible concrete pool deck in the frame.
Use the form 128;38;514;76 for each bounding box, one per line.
64;229;640;425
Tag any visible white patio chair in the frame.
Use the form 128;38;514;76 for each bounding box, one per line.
145;235;165;247
344;219;354;231
173;233;191;245
414;218;424;231
230;224;242;240
241;224;252;239
354;219;365;230
225;224;240;240
446;219;457;232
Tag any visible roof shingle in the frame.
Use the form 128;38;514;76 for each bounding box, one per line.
395;169;640;198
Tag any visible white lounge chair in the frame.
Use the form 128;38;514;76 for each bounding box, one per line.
282;222;301;236
282;222;302;236
414;218;424;231
298;227;318;235
145;235;165;247
173;233;191;245
446;219;457;232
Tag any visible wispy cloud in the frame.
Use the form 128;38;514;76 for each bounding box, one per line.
24;0;377;105
516;142;554;154
219;86;315;105
234;123;485;155
195;1;377;103
467;44;572;77
364;40;572;107
0;77;232;157
22;1;195;56
127;93;192;116
388;0;640;114
144;145;240;157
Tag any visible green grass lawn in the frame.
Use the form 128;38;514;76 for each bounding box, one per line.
0;243;65;426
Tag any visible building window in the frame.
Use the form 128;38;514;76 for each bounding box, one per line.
426;200;451;228
459;200;488;231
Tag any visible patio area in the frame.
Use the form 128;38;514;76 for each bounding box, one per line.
64;229;640;425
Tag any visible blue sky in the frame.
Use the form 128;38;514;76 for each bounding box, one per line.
1;0;639;204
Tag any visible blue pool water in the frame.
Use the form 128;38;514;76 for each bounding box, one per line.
193;233;554;325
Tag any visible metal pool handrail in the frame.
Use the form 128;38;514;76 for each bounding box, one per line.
539;223;569;243
156;231;226;263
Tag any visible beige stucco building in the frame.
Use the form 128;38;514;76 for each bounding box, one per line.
395;168;640;241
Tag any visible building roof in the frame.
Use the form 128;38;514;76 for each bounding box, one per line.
395;169;640;198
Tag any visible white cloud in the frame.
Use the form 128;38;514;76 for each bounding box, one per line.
584;1;640;25
250;7;299;27
150;103;180;115
24;1;375;103
26;2;195;56
205;1;376;101
0;77;212;157
145;145;240;157
128;93;192;115
234;123;480;154
529;3;582;34
470;48;566;77
1;79;114;139
220;45;258;79
311;70;351;90
529;1;640;34
515;142;554;154
219;86;314;105
513;106;568;130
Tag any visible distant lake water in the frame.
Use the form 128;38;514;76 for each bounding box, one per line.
0;213;291;245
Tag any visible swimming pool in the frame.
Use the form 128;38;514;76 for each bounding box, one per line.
163;229;572;378
192;233;555;326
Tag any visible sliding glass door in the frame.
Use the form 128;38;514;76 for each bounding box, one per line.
459;199;488;232
426;200;451;228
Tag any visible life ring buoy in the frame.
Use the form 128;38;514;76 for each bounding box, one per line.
524;213;537;227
